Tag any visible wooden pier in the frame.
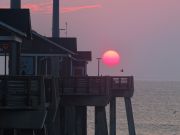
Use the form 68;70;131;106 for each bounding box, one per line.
0;75;136;135
0;8;136;135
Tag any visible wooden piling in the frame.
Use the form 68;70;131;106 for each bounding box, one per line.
95;106;108;135
124;97;136;135
76;106;87;135
110;97;116;135
0;129;3;135
65;106;76;135
60;107;65;135
53;107;61;135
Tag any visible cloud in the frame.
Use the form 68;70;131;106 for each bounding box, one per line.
61;4;102;13
22;1;52;14
23;4;43;12
0;0;102;14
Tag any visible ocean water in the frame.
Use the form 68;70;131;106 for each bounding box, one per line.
87;81;180;135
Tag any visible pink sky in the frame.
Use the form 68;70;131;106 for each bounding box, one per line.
1;0;180;80
0;0;102;13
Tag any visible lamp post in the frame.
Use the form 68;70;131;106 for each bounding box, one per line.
96;57;101;76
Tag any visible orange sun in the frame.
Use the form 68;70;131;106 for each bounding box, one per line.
102;50;120;67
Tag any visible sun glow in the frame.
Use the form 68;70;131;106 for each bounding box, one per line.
102;50;120;67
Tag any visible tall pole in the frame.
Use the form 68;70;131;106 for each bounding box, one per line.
52;0;60;37
95;57;108;135
11;0;21;9
96;58;101;76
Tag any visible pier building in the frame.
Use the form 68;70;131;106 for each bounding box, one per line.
0;1;136;135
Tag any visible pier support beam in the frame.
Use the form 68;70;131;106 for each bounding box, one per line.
124;97;136;135
62;106;87;135
64;106;76;135
76;106;87;135
0;129;3;135
95;106;108;135
60;107;65;135
110;97;116;135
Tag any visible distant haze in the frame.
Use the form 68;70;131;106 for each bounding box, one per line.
1;0;180;81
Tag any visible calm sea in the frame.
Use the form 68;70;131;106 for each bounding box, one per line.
87;81;180;135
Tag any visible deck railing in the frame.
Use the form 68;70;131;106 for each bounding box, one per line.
0;75;134;107
60;76;110;96
110;76;134;97
0;75;45;110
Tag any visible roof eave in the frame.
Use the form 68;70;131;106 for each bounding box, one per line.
0;21;27;38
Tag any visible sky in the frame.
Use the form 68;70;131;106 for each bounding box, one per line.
1;0;180;81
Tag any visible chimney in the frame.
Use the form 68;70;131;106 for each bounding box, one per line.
52;0;60;37
11;0;21;9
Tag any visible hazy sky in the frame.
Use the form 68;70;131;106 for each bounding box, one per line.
1;0;180;81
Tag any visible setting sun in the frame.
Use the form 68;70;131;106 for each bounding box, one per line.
102;50;120;67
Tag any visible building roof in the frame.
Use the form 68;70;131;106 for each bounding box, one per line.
48;38;92;62
75;51;92;61
21;31;75;55
48;37;77;52
0;9;32;39
0;21;27;37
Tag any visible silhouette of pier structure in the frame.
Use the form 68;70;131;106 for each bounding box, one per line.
0;1;136;135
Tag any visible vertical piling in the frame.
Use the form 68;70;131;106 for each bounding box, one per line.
110;97;116;135
65;106;76;135
76;106;87;135
60;107;65;135
95;106;108;135
124;97;136;135
0;129;3;135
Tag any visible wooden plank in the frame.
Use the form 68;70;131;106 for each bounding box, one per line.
26;78;31;106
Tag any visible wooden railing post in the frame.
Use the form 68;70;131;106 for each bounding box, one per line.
2;78;8;106
26;78;31;106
